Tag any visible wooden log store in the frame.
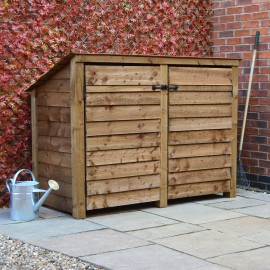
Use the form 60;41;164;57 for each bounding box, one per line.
29;54;240;218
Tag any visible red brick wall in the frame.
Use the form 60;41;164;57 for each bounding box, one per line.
213;0;270;190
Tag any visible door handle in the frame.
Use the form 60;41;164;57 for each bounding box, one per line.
152;84;178;91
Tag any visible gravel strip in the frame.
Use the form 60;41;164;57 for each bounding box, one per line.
0;235;105;270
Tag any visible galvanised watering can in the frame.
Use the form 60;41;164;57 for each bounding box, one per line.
6;169;59;221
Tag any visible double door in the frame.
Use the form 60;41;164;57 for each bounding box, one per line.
85;64;236;210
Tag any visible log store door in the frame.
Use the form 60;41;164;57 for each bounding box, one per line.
167;66;235;200
85;64;235;211
85;64;163;210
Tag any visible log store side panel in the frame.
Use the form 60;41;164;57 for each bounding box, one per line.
33;64;72;212
85;65;162;210
168;67;234;199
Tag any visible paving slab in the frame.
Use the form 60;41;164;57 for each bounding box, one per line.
127;222;205;240
153;230;264;259
208;246;270;270
201;216;270;237
242;230;270;245
233;203;270;218
237;189;270;202
195;195;235;205
88;210;177;232
0;216;105;241
39;206;68;219
0;207;24;225
81;244;216;270
204;197;266;210
29;229;150;257
144;203;245;224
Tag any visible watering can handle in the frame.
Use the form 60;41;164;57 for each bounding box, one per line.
12;169;36;185
6;179;12;192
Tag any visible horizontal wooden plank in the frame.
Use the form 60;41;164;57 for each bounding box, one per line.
86;85;156;93
87;175;160;195
86;120;160;136
37;92;70;107
169;130;232;145
86;92;160;106
38;121;71;137
169;118;232;132
37;79;70;93
87;161;160;181
38;163;72;184
38;150;71;168
169;67;232;85
86;133;160;151
171;85;232;92
168;180;231;199
169;105;232;118
87;188;160;210
50;64;70;79
85;65;160;85
39;177;72;198
168;168;231;185
169;143;231;159
76;55;239;67
42;193;72;213
38;136;71;153
169;155;231;173
38;106;70;122
169;92;232;105
86;105;160;122
87;147;160;166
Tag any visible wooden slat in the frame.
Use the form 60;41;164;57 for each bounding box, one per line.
42;193;72;213
169;92;232;105
159;65;168;208
87;147;160;166
38;163;72;184
38;150;71;168
38;107;70;122
168;180;231;199
50;64;70;79
169;155;231;173
85;65;160;85
225;66;238;198
38;121;71;137
169;130;232;145
170;67;232;85
86;119;160;136
86;85;155;93
87;175;160;195
86;133;160;151
71;60;86;218
87;161;160;181
168;168;231;185
169;105;232;118
86;105;159;122
87;188;160;210
37;92;70;107
38;136;71;153
76;55;240;67
169;143;231;159
172;85;232;92
37;79;70;93
31;89;38;177
169;118;232;132
40;178;72;198
86;92;160;106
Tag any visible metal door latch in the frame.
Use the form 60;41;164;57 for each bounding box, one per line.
152;84;178;91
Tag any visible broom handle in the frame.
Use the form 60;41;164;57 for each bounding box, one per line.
239;31;260;153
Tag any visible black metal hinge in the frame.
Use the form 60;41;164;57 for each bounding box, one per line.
152;84;178;91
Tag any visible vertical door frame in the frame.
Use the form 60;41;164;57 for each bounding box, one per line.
158;65;169;207
71;57;86;218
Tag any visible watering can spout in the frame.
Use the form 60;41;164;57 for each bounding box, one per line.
33;180;59;212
